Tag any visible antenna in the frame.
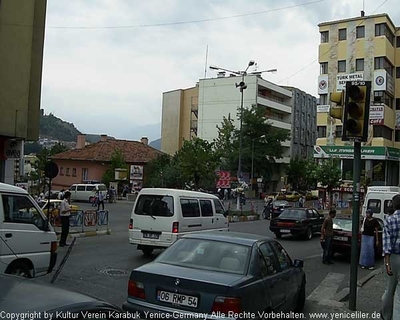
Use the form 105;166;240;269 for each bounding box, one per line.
361;0;365;16
204;45;208;78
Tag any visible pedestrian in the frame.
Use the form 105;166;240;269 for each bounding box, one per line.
59;191;72;247
320;209;336;265
381;194;400;320
359;209;380;270
97;190;105;211
58;189;65;200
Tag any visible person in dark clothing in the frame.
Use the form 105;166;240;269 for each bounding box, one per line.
321;209;336;265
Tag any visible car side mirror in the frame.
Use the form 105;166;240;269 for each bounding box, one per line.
293;259;304;268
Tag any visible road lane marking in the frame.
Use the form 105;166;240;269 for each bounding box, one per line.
307;272;345;302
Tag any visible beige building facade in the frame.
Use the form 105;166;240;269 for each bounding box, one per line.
316;13;400;188
0;0;47;183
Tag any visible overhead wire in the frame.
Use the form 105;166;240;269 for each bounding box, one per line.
0;0;325;29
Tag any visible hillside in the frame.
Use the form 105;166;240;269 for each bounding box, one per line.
40;113;81;142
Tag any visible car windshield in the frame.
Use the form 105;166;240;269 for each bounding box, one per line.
333;219;352;231
135;195;174;217
279;209;306;219
155;238;250;275
98;185;107;191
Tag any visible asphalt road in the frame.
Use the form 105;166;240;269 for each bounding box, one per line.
34;200;381;313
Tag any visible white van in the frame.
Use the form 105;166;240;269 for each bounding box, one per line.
362;186;400;221
69;183;107;202
0;183;58;278
129;188;229;255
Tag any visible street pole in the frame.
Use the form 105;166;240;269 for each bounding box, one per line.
237;73;245;210
251;138;255;194
349;141;361;310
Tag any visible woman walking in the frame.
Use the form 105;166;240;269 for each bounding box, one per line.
359;209;380;270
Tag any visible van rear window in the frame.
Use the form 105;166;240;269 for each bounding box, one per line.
135;195;174;217
367;199;381;214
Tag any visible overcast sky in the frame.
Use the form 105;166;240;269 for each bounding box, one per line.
41;0;397;142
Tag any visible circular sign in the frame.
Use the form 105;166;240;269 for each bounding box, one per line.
375;76;384;86
44;161;59;179
319;80;327;90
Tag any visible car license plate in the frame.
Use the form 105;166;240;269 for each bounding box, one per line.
334;236;348;241
280;229;290;233
143;232;159;239
157;290;198;308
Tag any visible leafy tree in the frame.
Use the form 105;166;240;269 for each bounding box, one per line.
286;158;318;191
213;116;236;171
315;159;341;208
102;149;128;187
176;138;220;190
144;154;184;188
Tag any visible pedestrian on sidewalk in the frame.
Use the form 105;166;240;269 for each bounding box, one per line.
359;209;380;270
381;194;400;320
59;191;72;247
97;190;105;211
320;209;336;265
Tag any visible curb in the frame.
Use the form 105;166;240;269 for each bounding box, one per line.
357;268;381;287
56;229;111;240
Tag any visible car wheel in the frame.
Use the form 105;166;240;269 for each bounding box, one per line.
141;247;154;256
8;262;32;278
275;232;282;239
294;279;306;312
304;227;313;240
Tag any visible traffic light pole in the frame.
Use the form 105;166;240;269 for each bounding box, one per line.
349;141;361;310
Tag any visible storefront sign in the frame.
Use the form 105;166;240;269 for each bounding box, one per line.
387;147;400;160
369;105;384;125
130;165;143;180
4;139;23;159
318;75;329;94
317;105;330;113
314;145;388;160
336;73;363;91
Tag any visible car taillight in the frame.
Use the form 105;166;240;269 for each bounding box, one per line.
51;241;58;253
172;222;179;233
211;296;241;314
128;280;146;299
129;218;133;230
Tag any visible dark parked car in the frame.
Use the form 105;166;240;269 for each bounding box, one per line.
269;208;325;240
270;200;292;219
123;231;306;315
0;274;122;317
331;216;383;258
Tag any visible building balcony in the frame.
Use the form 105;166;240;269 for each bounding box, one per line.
257;96;291;114
268;119;291;131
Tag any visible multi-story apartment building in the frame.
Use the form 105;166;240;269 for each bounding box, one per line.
316;13;400;191
162;74;317;192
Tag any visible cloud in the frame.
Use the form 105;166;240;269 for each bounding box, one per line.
41;0;399;140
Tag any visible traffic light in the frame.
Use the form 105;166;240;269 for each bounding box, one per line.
329;91;344;121
342;81;371;142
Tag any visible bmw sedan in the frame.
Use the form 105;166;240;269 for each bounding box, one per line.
123;231;306;317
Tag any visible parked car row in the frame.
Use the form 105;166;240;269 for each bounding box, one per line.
274;191;318;202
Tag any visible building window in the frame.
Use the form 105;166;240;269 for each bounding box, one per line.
317;126;327;138
321;31;329;43
82;168;88;181
72;168;77;177
373;126;393;140
320;62;328;74
335;125;343;138
356;59;364;71
338;28;347;40
396;131;400;142
374;57;394;76
396;98;400;110
66;168;70;176
356;26;365;38
338;60;346;73
374;91;393;108
375;23;394;45
397;36;400;48
319;94;328;105
60;167;64;176
396;67;400;79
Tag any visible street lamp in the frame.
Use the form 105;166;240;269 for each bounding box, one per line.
251;134;266;194
210;61;277;209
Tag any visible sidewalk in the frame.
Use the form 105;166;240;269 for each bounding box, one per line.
305;265;385;319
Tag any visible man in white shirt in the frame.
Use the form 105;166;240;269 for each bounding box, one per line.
59;191;72;247
97;190;105;211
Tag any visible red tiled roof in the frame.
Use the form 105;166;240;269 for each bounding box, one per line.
50;139;164;163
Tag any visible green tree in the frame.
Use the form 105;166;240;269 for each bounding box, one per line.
144;154;184;188
286;158;318;191
213;116;236;171
176;138;220;190
315;159;341;208
102;149;128;187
